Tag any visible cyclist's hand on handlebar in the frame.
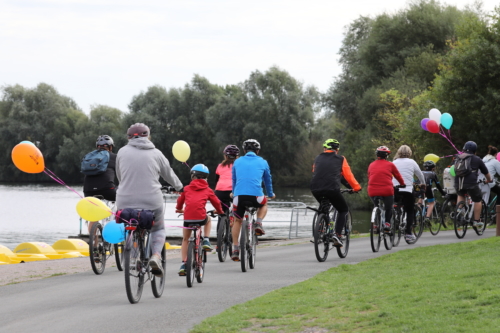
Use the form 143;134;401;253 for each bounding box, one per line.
176;209;184;213
268;194;276;199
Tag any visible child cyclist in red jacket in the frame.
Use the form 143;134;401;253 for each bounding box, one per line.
176;164;224;276
367;146;406;233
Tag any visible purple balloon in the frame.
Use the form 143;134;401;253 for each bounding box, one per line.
421;118;430;131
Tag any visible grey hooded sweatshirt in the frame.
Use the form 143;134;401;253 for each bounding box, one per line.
116;137;183;254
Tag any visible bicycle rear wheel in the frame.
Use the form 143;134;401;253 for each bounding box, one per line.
249;219;257;269
392;209;402;247
473;200;488;236
124;232;144;304
383;216;393;251
428;203;442;235
217;215;229;262
240;219;250;272
114;242;124;271
370;209;382;253
186;241;196;287
313;214;330;262
441;196;456;228
454;201;468;239
89;223;106;275
151;245;166;297
336;211;351;258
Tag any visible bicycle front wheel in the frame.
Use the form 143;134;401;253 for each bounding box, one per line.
249;220;257;269
89;223;106;275
454;201;468;239
392;209;402;247
313;214;330;262
114;242;124;271
151;245;166;297
217;215;229;262
186;241;196;287
370;209;382;253
337;211;351;258
428;203;442;236
124;232;144;304
473;200;488;236
240;219;250;272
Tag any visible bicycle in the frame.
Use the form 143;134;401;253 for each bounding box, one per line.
393;186;424;245
441;193;457;229
370;196;395;252
307;189;354;261
454;193;487;239
184;211;222;287
123;211;166;304
485;181;499;225
216;204;233;262
238;202;259;272
420;188;443;236
88;196;123;275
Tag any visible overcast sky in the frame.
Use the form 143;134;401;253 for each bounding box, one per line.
0;0;497;113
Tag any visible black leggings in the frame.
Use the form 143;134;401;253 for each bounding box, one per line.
312;190;349;234
370;196;393;223
396;191;415;234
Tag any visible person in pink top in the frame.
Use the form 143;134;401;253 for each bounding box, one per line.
214;145;240;211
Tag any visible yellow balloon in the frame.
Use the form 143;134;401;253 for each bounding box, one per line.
76;197;112;221
172;140;191;162
424;154;440;164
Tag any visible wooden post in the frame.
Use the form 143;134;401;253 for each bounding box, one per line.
496;206;500;236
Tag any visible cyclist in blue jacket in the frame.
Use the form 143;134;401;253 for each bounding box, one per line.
231;139;275;261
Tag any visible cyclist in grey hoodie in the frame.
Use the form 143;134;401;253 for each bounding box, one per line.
116;123;183;277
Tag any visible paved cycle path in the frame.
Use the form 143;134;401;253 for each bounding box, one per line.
0;229;495;333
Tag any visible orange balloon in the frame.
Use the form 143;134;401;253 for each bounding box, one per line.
11;142;45;173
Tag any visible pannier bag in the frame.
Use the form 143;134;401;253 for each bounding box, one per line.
116;208;155;229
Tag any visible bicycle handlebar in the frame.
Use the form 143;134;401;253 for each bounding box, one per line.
207;210;226;218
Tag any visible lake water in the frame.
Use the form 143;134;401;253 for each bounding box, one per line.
0;184;371;250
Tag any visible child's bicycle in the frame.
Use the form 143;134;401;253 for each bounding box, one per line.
216;204;233;262
88;196;123;275
122;210;166;304
184;210;224;287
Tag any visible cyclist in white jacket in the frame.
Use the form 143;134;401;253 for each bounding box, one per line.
392;145;425;243
483;146;500;210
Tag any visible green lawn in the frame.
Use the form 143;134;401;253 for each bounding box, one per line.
192;237;500;333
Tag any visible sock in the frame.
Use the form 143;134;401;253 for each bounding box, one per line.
204;237;209;240
256;218;263;223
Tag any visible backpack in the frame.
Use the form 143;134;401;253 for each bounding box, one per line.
81;149;110;175
454;153;474;177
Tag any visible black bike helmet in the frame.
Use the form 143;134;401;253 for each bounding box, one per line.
127;123;150;139
243;139;261;151
223;145;240;157
423;160;436;170
96;135;114;148
463;141;477;153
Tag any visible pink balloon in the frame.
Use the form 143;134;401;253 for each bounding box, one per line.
426;120;440;133
421;118;430;131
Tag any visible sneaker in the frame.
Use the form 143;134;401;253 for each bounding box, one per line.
424;217;431;225
231;249;240;261
202;238;213;251
331;234;343;248
405;234;416;242
384;223;391;232
149;254;164;277
473;220;484;228
178;262;186;276
255;222;265;236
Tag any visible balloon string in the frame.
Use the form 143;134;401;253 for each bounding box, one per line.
438;128;461;154
183;162;191;168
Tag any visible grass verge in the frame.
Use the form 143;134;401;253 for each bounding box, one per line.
192;237;500;333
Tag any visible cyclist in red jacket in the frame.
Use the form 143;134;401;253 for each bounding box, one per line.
176;164;224;276
367;146;406;233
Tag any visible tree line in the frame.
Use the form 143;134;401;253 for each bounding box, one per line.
1;1;499;208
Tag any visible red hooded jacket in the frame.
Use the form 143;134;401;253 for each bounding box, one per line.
367;159;405;197
176;179;224;221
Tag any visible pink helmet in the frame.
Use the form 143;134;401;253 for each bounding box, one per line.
127;123;150;139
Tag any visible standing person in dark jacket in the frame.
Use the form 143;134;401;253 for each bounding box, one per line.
83;135;117;234
310;139;362;247
454;141;492;228
367;146;405;233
